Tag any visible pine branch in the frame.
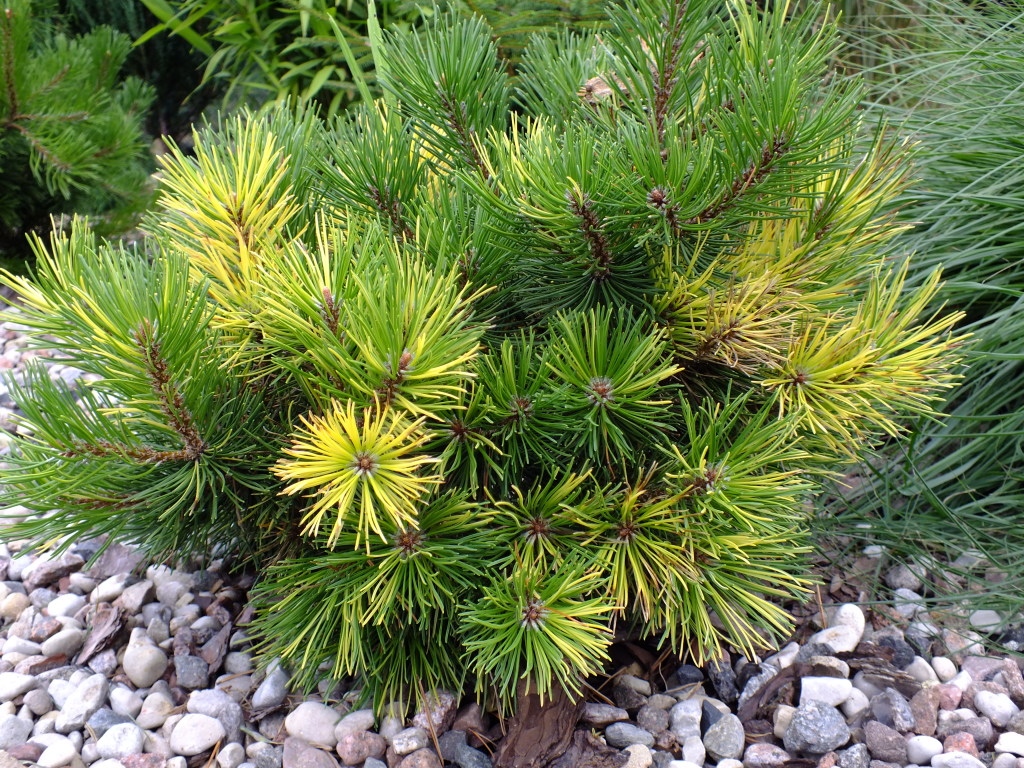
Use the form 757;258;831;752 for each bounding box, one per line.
367;183;415;241
647;186;682;238
1;9;17;119
686;134;789;225
133;318;207;460
437;82;490;179
651;0;688;144
565;188;612;280
60;439;197;464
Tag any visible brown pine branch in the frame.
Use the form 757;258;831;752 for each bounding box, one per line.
1;9;18;120
565;188;612;281
685;134;789;225
367;183;415;242
133;319;207;460
437;79;490;179
60;439;196;463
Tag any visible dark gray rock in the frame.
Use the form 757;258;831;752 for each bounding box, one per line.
877;636;914;670
636;705;669;734
937;716;994;750
701;699;724;732
438;731;467;762
707;659;738;704
675;664;703;687
174;655;210;690
255;746;284;768
454;744;491;768
739;664;779;710
796;643;837;663
612;681;647;711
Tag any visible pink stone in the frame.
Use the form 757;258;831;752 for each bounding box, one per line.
937;683;963;710
943;732;979;757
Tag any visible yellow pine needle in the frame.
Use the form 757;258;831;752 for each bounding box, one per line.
274;400;442;549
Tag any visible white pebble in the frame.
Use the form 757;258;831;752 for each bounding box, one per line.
0;712;32;749
55;672;108;733
948;670;973;692
975;690;1019;727
40;628;85;657
995;732;1024;756
832;604;866;635
931;753;987;768
907;735;943;764
682;736;705;765
906;656;939;684
0;671;37;701
47;593;86;618
970;610;1002;630
137;691;176;729
392;726;429;755
92;573;131;603
799;677;853;707
806;625;861;653
335;708;376;741
773;705;795;738
852;671;884;698
932;657;957;682
37;738;78;768
169;713;226;756
765;643;799;670
893;588;926;618
109;685;144;718
284;701;341;747
623;744;654;768
841;687;870;720
123;641;168;688
993;754;1018;768
218;743;246;768
97;722;146;759
0;593;31;621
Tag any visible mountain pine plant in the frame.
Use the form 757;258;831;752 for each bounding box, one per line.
0;0;154;247
0;0;963;727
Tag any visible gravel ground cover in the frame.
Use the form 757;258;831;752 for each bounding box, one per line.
3;315;1024;768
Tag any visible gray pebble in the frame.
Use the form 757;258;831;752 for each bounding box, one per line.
252;664;290;710
783;700;850;754
392;726;430;755
454;743;492;768
605;722;655;748
174;654;210;690
702;713;745;760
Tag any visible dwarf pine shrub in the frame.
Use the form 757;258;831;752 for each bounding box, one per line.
0;0;962;715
